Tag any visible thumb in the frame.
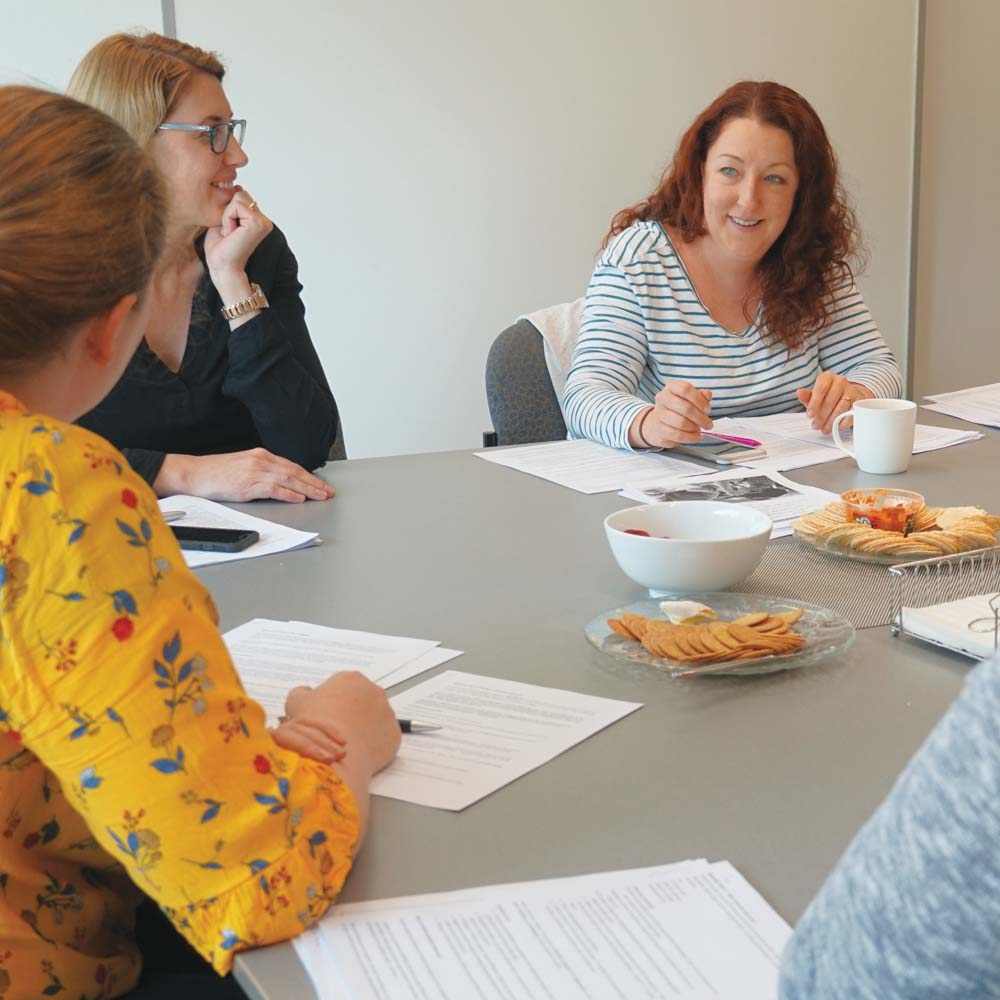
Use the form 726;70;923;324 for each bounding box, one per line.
796;388;812;407
284;685;313;718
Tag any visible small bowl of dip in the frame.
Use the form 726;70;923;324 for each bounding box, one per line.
840;488;924;535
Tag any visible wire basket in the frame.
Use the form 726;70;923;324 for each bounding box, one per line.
890;546;1000;658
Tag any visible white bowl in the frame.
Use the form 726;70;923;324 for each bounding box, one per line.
604;502;771;596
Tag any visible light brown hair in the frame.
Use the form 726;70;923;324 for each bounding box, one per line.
606;81;864;350
0;86;166;372
68;32;225;146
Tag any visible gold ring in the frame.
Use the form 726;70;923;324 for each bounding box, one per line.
247;200;258;211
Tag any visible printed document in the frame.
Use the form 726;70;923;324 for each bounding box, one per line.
475;439;710;494
714;413;981;472
738;411;981;455
370;670;642;810
291;859;791;999
223;619;462;726
158;495;319;568
923;383;1000;428
620;469;839;538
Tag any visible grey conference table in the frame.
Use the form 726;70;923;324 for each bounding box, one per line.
227;415;998;1000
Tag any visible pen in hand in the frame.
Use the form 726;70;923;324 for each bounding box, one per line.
398;719;441;734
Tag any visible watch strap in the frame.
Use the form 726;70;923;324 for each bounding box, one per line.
221;282;269;320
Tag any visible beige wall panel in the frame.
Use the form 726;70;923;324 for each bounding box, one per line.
913;0;1000;398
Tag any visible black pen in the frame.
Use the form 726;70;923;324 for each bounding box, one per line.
398;719;442;734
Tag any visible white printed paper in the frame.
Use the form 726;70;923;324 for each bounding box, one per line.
620;469;839;538
371;670;642;810
707;418;846;472
475;439;710;494
158;495;319;568
223;619;462;726
292;859;791;1000
923;383;1000;428
715;413;981;472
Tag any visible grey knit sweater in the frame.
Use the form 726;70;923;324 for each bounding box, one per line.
780;651;1000;999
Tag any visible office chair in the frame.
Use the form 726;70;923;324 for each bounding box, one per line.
484;318;567;447
328;420;347;461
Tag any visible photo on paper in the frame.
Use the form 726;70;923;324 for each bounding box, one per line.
639;475;799;505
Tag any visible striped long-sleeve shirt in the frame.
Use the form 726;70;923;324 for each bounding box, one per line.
563;222;903;450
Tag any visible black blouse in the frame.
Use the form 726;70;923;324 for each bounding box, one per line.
78;225;338;484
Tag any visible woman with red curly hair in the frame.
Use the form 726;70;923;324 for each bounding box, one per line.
563;80;902;452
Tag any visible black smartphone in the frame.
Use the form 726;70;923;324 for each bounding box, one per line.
170;526;260;552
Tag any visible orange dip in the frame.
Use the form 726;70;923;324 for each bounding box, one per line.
841;488;924;535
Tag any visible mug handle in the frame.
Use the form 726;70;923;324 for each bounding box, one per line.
831;409;855;458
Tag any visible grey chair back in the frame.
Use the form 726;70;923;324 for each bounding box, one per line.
485;318;567;446
328;420;347;461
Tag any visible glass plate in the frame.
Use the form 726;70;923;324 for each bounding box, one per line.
794;528;938;566
585;592;854;677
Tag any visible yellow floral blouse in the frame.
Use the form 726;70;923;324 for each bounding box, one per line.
0;391;360;999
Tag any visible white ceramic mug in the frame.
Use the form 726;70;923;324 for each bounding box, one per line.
831;398;917;474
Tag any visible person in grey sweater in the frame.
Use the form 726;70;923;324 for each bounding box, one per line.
779;650;1000;999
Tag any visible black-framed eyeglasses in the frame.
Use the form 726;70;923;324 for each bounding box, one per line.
156;119;247;153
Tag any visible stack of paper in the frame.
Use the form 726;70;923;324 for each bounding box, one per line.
223;619;462;725
715;412;982;472
620;469;840;538
293;858;791;999
923;383;1000;428
158;495;319;568
900;594;1000;660
475;439;709;494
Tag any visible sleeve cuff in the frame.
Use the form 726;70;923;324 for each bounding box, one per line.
122;448;167;486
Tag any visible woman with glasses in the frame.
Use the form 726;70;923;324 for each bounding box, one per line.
68;33;340;504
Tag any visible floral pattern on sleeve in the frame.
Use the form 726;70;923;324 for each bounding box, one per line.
0;390;360;997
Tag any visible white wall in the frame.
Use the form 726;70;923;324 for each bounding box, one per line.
2;3;161;90
5;2;919;459
175;0;919;458
912;0;1000;398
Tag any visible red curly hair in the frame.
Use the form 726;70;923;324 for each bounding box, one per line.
605;81;864;350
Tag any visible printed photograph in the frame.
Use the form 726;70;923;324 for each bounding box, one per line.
641;475;797;504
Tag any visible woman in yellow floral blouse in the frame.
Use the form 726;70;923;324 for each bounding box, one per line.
0;87;399;1000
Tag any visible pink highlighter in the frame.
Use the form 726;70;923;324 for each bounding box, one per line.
701;431;762;448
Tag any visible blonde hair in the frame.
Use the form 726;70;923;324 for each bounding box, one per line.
67;32;224;146
0;86;166;372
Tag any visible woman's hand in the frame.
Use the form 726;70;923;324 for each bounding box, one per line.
203;186;273;298
271;717;347;765
154;449;335;503
628;381;713;449
285;672;401;777
796;373;874;434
